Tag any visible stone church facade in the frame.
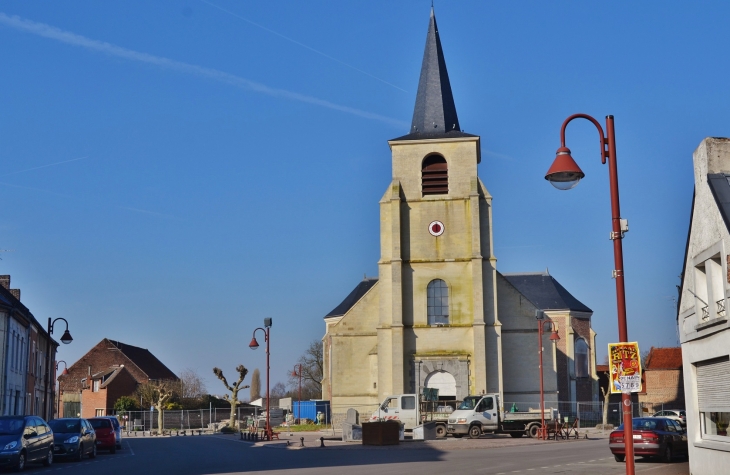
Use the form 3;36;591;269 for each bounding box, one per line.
322;9;598;417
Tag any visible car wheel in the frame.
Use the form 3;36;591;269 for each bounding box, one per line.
14;451;25;472
89;444;97;459
663;445;673;463
527;424;540;439
468;425;481;439
76;444;84;462
43;448;53;466
435;425;446;438
510;432;524;438
614;454;625;462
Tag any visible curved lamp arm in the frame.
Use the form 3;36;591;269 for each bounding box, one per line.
560;113;608;164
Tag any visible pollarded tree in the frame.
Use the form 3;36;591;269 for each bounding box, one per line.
213;365;250;429
136;379;176;433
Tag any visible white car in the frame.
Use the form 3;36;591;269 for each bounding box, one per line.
652;409;686;426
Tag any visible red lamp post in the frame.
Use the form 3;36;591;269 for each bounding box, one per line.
536;315;560;440
292;364;302;424
545;114;635;474
249;318;272;440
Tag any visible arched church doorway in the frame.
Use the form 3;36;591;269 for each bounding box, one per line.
424;370;456;400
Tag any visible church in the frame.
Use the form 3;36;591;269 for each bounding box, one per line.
322;9;598;419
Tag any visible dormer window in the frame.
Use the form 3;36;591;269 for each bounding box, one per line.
422;155;448;196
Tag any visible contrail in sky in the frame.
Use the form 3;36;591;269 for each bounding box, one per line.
0;155;90;177
199;0;409;93
0;13;408;129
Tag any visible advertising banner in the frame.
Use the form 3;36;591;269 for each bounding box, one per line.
608;342;642;394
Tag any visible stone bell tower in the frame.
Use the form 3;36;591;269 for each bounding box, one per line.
376;8;502;401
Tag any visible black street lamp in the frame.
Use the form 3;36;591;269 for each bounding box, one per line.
46;318;72;419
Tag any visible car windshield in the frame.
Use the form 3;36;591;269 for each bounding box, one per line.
458;397;481;410
48;420;80;433
0;418;24;435
89;419;111;429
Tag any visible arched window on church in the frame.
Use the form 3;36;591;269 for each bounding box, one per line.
427;279;449;325
422;155;448;195
575;338;590;378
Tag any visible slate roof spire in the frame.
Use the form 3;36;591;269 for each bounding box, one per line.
391;8;476;142
411;7;460;136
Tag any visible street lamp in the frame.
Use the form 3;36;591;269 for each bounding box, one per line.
55;360;69;417
536;313;560;440
249;318;272;440
292;364;303;424
545;113;635;474
46;318;73;419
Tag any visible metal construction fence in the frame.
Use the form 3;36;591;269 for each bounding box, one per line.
117;408;260;431
116;405;335;432
115;400;684;432
503;400;684;429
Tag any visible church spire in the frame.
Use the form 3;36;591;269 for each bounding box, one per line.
410;8;460;136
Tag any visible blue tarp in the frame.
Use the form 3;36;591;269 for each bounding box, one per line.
292;400;330;423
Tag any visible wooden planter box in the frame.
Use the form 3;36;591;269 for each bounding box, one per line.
362;421;400;446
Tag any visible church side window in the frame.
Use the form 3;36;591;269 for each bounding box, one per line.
427;279;449;325
422;155;448;195
575;338;589;378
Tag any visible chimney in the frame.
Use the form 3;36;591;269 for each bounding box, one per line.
9;289;20;301
0;275;9;289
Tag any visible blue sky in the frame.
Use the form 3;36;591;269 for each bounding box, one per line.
0;1;725;397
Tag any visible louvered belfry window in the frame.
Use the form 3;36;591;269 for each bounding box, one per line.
422;155;448;195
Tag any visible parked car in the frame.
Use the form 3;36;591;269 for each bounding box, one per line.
97;416;122;449
48;418;96;461
652;409;686;426
88;418;116;453
609;417;688;463
0;415;54;471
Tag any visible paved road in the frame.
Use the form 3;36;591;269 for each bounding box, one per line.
15;434;689;475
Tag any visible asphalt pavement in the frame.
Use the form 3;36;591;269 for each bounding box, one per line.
14;430;689;475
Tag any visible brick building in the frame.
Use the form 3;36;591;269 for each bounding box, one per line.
638;347;684;409
58;339;177;418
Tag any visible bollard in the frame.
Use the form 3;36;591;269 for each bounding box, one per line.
320;437;325;448
240;431;243;440
287;440;290;447
300;437;304;447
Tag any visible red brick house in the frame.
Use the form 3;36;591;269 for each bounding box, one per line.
638;347;685;410
58;339;177;418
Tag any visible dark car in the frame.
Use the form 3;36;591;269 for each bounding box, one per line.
88;418;116;453
48;418;96;461
609;417;688;463
0;415;54;471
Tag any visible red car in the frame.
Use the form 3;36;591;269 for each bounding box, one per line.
88;418;116;453
609;417;687;463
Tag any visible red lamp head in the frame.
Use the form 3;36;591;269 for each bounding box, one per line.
248;337;260;349
61;368;69;375
549;330;561;341
545;147;584;190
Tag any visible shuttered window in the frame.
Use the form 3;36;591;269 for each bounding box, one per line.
697;356;730;412
422;155;448;195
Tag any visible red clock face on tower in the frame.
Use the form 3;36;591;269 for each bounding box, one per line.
429;221;444;236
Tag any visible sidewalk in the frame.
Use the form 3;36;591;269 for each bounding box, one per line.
243;427;610;450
